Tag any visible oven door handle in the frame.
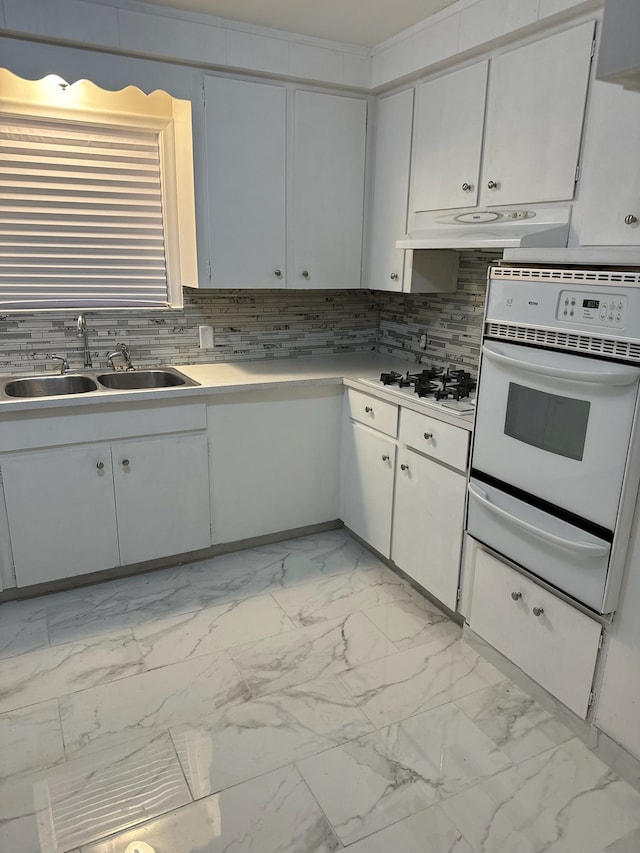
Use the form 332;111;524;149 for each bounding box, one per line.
482;343;640;386
468;483;610;558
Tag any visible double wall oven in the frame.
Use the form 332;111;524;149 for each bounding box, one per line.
467;265;640;614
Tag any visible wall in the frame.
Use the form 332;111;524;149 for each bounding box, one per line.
0;252;492;375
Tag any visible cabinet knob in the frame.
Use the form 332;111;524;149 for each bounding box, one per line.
390;272;399;281
381;454;390;462
302;270;310;279
462;182;472;191
274;269;283;278
365;406;373;413
423;432;433;440
121;459;130;468
624;214;638;225
401;463;409;471
511;591;522;601
487;180;498;190
96;461;104;471
533;606;544;617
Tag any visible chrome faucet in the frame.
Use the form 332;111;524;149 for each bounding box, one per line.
76;313;92;368
49;355;69;374
106;342;134;371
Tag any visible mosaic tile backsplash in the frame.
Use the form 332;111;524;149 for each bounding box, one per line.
0;252;492;375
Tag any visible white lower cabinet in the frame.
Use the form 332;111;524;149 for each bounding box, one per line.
341;420;396;558
392;448;466;611
469;548;602;719
208;387;342;543
1;407;211;588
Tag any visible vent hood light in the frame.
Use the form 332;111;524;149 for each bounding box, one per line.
396;207;571;251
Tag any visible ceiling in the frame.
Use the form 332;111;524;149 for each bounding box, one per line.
132;0;460;46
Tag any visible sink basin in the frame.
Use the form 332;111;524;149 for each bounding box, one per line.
96;369;196;390
3;374;99;398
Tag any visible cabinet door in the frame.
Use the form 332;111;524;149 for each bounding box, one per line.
293;91;367;289
368;89;414;292
411;62;488;213
113;433;211;566
579;80;640;246
204;76;287;288
391;449;465;610
341;421;395;557
2;445;119;586
481;22;594;206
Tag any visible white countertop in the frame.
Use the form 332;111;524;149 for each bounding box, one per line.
0;353;475;429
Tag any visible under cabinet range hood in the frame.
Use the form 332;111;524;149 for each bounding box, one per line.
597;0;640;92
396;206;571;251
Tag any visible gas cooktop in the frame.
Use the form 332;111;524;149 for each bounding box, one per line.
357;367;477;415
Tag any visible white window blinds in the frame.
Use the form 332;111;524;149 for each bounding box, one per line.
0;117;170;309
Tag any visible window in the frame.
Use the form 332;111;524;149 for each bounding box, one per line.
0;70;198;310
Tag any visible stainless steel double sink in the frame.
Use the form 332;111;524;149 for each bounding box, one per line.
1;367;199;399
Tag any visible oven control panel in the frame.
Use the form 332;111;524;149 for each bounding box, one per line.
557;291;628;328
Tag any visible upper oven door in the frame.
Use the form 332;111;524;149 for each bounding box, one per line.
472;340;640;530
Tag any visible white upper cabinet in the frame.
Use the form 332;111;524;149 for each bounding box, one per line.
367;89;414;292
578;80;640;246
410;22;594;215
412;62;488;213
204;76;287;288
481;21;595;207
293;91;367;289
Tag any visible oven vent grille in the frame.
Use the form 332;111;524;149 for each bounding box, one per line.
486;322;640;362
493;267;640;285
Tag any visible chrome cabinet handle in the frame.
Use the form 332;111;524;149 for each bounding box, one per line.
423;432;433;440
625;214;638;225
462;182;472;191
302;270;310;279
274;269;283;278
511;591;522;601
487;180;498;189
533;606;544;617
381;454;390;462
390;273;399;281
401;463;409;471
96;461;104;471
365;406;373;413
121;459;130;468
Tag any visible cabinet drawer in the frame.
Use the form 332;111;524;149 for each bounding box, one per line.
346;389;398;437
399;408;469;471
469;549;601;718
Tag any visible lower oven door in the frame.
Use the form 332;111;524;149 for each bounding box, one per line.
467;478;611;612
472;340;640;530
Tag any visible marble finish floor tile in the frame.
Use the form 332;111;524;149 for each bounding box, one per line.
170;677;373;796
229;611;397;696
0;599;49;660
440;738;640;853
0;699;64;781
59;649;251;759
272;565;410;626
599;827;640;852
45;571;204;646
0;734;191;853
133;593;294;669
0;631;144;714
455;680;574;763
344;805;474;853
81;765;340;853
339;621;503;727
364;595;451;650
297;702;512;845
188;529;381;606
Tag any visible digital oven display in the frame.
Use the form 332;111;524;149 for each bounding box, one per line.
583;299;600;309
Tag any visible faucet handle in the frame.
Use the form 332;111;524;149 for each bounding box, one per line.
49;355;69;375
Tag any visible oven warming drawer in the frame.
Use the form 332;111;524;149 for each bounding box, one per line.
467;477;611;612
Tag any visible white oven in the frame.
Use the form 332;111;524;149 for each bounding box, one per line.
467;266;640;614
